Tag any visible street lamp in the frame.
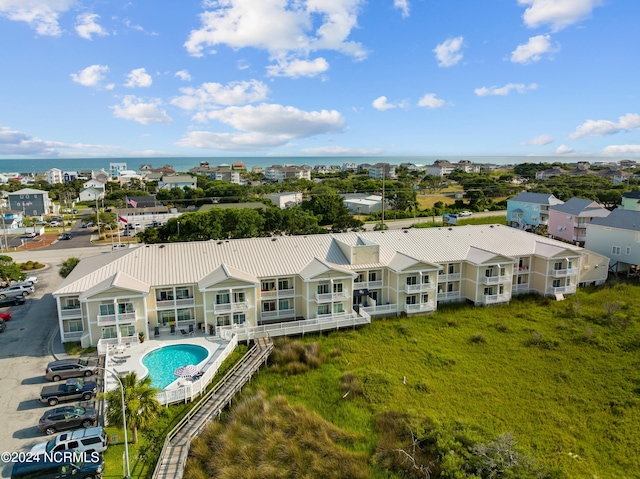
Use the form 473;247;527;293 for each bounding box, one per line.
97;366;131;479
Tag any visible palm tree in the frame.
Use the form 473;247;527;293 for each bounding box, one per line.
103;372;162;444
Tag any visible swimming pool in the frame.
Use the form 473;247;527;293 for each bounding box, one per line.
142;344;209;389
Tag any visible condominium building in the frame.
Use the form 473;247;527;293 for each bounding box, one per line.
264;165;311;182
53;226;608;348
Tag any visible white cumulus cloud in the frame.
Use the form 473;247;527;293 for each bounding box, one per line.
474;83;538;96
394;0;409;18
111;96;173;125
175;70;192;81
522;134;553;145
0;0;75;36
172;80;269;111
266;57;329;78
602;144;640;155
70;65;110;88
417;93;445;109
0;126;118;157
570;113;640;139
184;0;367;79
125;68;153;88
511;34;555;64
75;13;108;40
372;96;397;111
556;144;574;154
433;36;464;67
518;0;602;31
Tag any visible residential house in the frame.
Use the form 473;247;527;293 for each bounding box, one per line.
46;168;63;184
79;187;105;203
7;188;53;216
595;166;631;185
507;192;564;231
621;190;640;211
110;162;128;177
264;192;303;209
342;162;357;171
189;165;241;184
159;175;197;190
264;165;311;182
94;169;111;183
117;170;144;187
585;208;640;275
343;194;383;215
368;163;397;180
425;160;457;177
83;179;106;191
548;198;610;245
53;227;608;347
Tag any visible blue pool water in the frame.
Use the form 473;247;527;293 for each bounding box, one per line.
142;344;208;389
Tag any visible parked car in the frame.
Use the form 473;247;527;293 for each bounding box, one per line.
11;452;104;479
25;275;38;284
0;283;34;298
38;405;99;435
24;232;37;238
0;311;11;321
31;427;107;454
49;220;61;227
58;233;72;240
40;378;98;406
112;244;127;250
0;295;25;306
46;359;97;381
458;211;472;217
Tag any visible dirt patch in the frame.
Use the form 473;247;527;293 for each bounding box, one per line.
17;233;59;250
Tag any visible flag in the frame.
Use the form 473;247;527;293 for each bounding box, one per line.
127;198;138;208
118;216;128;223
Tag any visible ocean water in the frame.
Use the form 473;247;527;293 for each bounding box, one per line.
0;155;613;175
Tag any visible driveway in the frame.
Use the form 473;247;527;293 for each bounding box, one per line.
0;263;94;478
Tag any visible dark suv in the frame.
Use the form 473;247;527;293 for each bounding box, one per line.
38;405;99;435
46;359;97;381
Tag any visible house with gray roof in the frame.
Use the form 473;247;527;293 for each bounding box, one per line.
507;192;564;231
621;190;640;211
585;208;640;274
53;226;608;347
6;188;53;216
548;198;610;245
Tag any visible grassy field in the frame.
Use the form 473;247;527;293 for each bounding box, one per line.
220;282;640;478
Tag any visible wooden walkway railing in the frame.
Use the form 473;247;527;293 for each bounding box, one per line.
151;336;274;479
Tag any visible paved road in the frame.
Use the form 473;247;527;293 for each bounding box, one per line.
362;210;506;231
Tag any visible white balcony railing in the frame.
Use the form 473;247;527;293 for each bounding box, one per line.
316;291;350;303
483;293;511;305
549;285;577;295
551;268;578;277
61;330;83;341
156;297;195;308
438;273;461;282
512;283;530;291
405;283;435;293
404;301;436;313
260;288;295;298
260;308;296;320
96;313;137;326
354;280;383;289
213;301;249;313
437;291;460;299
176;298;195;306
483;275;511;285
361;303;397;315
60;308;82;318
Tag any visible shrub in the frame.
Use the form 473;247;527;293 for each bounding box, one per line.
270;339;324;374
471;333;487;344
340;372;363;399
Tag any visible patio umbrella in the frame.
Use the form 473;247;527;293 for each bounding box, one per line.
174;364;199;378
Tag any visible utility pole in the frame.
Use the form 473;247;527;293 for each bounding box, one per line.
381;169;385;227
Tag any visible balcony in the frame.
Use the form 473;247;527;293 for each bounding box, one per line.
260;287;295;299
551;268;578;277
405;282;435;293
438;273;461;282
437;290;460;300
156;297;195;309
512;283;530;293
483;275;511;285
96;312;136;326
361;303;397;316
482;293;511;305
260;308;296;320
404;301;436;313
549;285;577;295
316;291;350;303
354;279;383;289
61;330;84;342
213;301;249;313
60;307;82;318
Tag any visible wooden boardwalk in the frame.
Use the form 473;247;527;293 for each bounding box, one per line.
152;337;274;479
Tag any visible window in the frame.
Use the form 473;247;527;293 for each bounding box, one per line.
261;280;275;292
216;315;231;326
483;287;493;296
159;310;176;324
405;295;417;305
233;291;245;303
176;287;191;299
333;283;343;293
65;298;80;309
216;293;230;305
334;303;344;313
278;279;290;290
422;275;430;284
448;264;454;274
317;304;330;315
65;320;83;332
99;304;115;316
612;246;621;255
262;301;276;312
368;271;378;282
369;291;378;302
177;309;192;321
102;327;117;339
156;289;174;301
485;268;493;277
447;283;454;292
278;299;291;311
499;285;504;294
406;276;417;285
355;273;365;283
626;247;631;255
500;267;506;276
118;302;134;314
421;294;429;303
554;261;563;270
233;313;245;325
120;325;135;337
317;283;330;294
567;260;573;269
552;279;562;288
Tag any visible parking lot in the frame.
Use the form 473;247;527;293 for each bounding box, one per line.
0;263;98;478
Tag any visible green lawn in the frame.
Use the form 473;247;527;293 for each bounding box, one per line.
236;283;640;478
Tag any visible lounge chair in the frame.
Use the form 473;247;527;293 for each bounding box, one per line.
154;326;160;338
188;324;195;336
170;325;176;335
180;329;188;337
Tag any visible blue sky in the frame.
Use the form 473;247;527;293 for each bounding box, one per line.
0;0;638;159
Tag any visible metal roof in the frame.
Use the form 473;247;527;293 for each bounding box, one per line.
550;197;610;217
589;208;640;232
509;192;564;206
53;225;592;296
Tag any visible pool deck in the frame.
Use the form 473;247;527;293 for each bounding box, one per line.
103;330;230;392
